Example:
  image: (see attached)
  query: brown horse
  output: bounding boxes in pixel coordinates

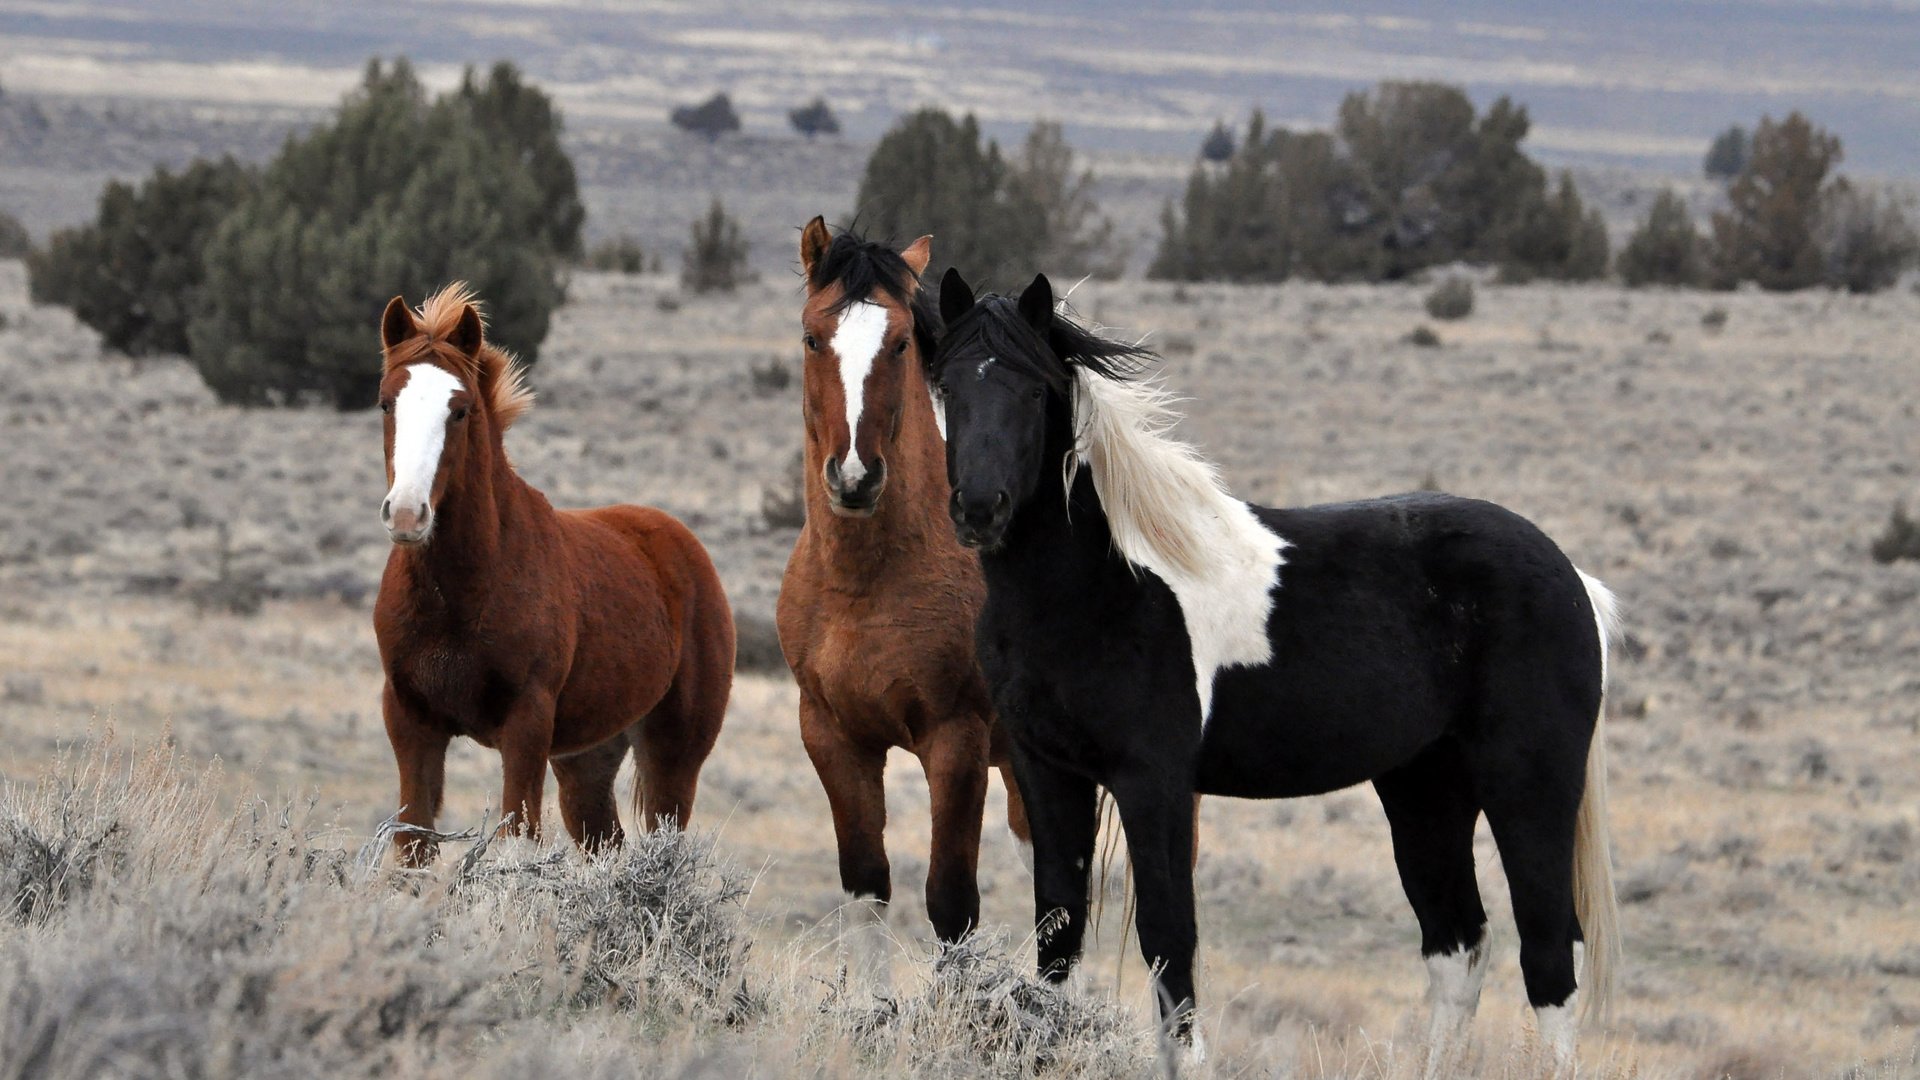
[373,283,734,866]
[777,220,1030,952]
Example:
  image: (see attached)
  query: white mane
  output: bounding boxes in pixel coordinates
[1067,369,1250,578]
[1066,367,1288,724]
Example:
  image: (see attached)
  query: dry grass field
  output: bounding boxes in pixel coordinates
[2,258,1918,1077]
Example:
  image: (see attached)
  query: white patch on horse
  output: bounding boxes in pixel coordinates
[1012,835,1034,877]
[1534,1000,1577,1069]
[386,365,462,529]
[831,301,889,484]
[1069,369,1286,726]
[928,385,948,440]
[841,895,893,997]
[1424,930,1490,1049]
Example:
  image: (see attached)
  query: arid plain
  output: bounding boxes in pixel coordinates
[1,258,1918,1076]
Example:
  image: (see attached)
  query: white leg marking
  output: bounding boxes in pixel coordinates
[830,301,889,483]
[1535,999,1577,1071]
[842,895,893,997]
[1424,931,1490,1048]
[1013,836,1035,877]
[1183,1026,1208,1068]
[385,365,462,532]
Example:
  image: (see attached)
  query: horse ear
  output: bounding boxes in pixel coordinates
[940,267,975,326]
[1017,273,1053,333]
[380,296,418,351]
[799,215,831,282]
[900,235,933,279]
[448,304,484,360]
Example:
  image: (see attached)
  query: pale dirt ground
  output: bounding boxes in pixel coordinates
[1,259,1918,1076]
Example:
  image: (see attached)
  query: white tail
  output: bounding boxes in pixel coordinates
[1572,570,1622,1023]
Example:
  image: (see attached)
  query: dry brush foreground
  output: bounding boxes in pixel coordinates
[1,261,1918,1076]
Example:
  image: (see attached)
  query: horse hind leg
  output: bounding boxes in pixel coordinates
[997,763,1034,876]
[1373,742,1489,1072]
[634,646,731,832]
[551,736,629,853]
[1470,708,1589,1072]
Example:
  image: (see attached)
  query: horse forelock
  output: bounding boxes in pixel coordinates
[383,282,535,430]
[809,231,938,361]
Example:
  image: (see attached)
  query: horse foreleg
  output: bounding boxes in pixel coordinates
[1012,749,1099,984]
[384,682,450,868]
[496,692,556,841]
[799,693,893,992]
[920,721,990,943]
[1109,770,1202,1051]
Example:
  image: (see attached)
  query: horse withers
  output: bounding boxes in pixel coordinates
[777,220,1031,963]
[929,270,1620,1069]
[373,284,734,865]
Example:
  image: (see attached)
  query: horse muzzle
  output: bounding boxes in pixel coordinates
[825,455,886,518]
[383,496,433,545]
[949,488,1011,550]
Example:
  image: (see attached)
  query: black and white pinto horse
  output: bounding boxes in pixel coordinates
[927,269,1621,1068]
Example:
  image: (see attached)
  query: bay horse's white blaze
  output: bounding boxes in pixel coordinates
[831,300,889,484]
[385,364,462,539]
[1068,368,1286,725]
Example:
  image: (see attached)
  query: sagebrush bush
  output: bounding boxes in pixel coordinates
[0,740,1161,1080]
[1870,504,1920,564]
[1424,276,1474,319]
[1819,183,1919,294]
[586,235,649,274]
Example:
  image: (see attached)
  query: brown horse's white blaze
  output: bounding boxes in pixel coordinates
[780,219,1033,974]
[381,363,464,543]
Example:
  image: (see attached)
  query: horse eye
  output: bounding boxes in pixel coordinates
[1028,386,1045,402]
[803,334,819,351]
[450,406,468,422]
[379,401,392,415]
[893,339,908,356]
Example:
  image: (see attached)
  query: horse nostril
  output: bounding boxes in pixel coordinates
[381,498,392,523]
[993,490,1009,511]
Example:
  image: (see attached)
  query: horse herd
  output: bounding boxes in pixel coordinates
[370,219,1621,1070]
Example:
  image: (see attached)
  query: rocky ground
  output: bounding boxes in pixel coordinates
[1,260,1918,1076]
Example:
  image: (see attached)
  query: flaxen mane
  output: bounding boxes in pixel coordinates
[383,281,536,429]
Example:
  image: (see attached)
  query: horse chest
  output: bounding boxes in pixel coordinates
[394,644,518,742]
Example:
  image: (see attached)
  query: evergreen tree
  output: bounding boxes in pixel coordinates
[1703,125,1750,181]
[1199,120,1235,163]
[671,93,741,139]
[1618,189,1704,287]
[187,58,566,407]
[1005,121,1124,280]
[1707,112,1841,290]
[852,109,1022,284]
[1819,181,1918,293]
[788,98,840,139]
[681,199,750,293]
[27,156,256,355]
[1498,172,1610,282]
[457,61,584,259]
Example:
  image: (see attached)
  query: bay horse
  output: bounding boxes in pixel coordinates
[928,269,1621,1068]
[776,219,1030,961]
[373,283,734,866]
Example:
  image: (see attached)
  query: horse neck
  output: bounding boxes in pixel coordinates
[395,414,542,610]
[802,362,954,567]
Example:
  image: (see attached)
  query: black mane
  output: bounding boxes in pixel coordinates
[808,230,940,362]
[931,294,1158,392]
